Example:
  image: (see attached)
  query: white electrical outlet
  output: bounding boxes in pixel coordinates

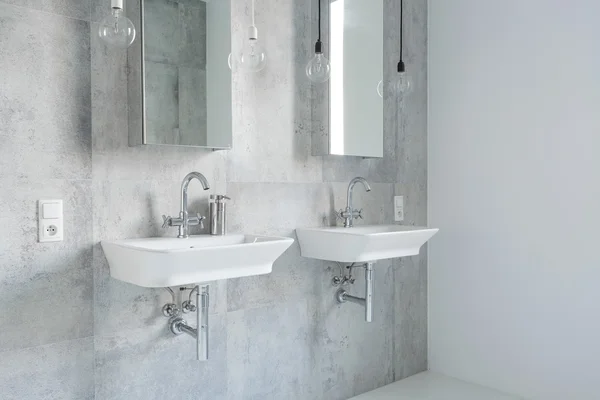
[39,200,63,242]
[394,196,404,222]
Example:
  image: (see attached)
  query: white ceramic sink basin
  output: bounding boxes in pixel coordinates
[101,234,294,288]
[295,225,438,263]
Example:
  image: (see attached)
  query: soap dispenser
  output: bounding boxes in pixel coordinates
[209,195,230,235]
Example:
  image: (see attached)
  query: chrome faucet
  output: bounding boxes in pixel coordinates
[163,172,210,238]
[337,177,372,228]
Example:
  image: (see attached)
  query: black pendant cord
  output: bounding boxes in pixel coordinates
[315,0,323,53]
[397,0,405,73]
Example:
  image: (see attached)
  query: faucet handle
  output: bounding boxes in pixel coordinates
[336,209,345,220]
[196,214,206,230]
[187,214,206,229]
[162,215,172,229]
[357,209,364,219]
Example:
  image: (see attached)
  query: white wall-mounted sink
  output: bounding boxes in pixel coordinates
[296,225,438,263]
[101,234,294,288]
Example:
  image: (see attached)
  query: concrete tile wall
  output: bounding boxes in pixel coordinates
[0,0,428,399]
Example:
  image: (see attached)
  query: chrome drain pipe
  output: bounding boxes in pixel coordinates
[335,262,374,322]
[198,285,209,360]
[169,284,209,361]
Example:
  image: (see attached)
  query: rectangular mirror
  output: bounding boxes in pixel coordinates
[312,0,384,158]
[127,0,232,149]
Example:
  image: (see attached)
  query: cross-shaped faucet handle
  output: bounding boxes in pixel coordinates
[195,213,206,230]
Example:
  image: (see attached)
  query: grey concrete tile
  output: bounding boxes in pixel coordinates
[230,0,311,72]
[1,0,91,20]
[0,337,94,400]
[226,182,330,237]
[228,0,320,183]
[220,182,330,313]
[227,241,327,313]
[394,183,427,226]
[91,147,228,183]
[227,299,321,400]
[395,72,427,190]
[395,0,428,189]
[394,252,428,380]
[90,21,129,152]
[313,261,396,399]
[389,0,429,380]
[0,241,93,350]
[92,179,178,241]
[227,77,320,182]
[0,179,93,351]
[0,231,93,351]
[95,314,227,400]
[0,3,91,180]
[91,0,110,22]
[0,178,92,218]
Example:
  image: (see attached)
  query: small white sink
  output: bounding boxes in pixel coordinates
[101,234,294,288]
[295,225,438,263]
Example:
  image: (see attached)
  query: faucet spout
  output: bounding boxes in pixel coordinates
[180,172,210,212]
[178,172,210,238]
[340,177,371,228]
[346,177,371,211]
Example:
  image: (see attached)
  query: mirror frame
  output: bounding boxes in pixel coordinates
[126,0,233,150]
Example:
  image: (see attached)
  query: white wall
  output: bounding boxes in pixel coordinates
[428,1,600,399]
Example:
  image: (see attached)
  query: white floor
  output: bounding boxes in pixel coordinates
[349,371,523,400]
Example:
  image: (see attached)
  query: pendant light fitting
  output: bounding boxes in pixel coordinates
[248,0,259,40]
[239,0,267,72]
[396,0,412,95]
[397,0,405,73]
[98,0,136,49]
[306,0,331,83]
[315,0,323,54]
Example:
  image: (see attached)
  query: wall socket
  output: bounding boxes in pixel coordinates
[394,196,404,222]
[39,200,63,243]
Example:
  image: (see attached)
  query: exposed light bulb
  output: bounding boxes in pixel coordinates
[397,0,412,99]
[396,61,412,98]
[396,71,413,97]
[239,26,267,72]
[98,0,136,49]
[306,41,331,83]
